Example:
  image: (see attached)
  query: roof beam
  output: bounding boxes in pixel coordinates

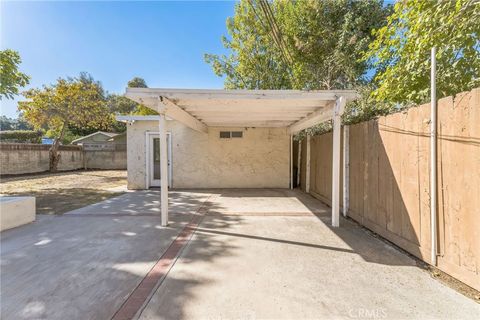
[187,108,317,113]
[197,115,303,121]
[205,121,293,127]
[126,88,359,101]
[116,115,160,122]
[288,97,347,134]
[288,106,332,134]
[158,97,208,134]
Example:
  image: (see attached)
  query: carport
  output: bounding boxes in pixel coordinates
[125,88,358,227]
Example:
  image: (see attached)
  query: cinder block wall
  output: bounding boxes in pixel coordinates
[0,144,84,175]
[85,150,127,169]
[0,144,127,174]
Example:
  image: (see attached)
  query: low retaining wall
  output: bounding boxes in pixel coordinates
[0,197,36,231]
[0,143,127,175]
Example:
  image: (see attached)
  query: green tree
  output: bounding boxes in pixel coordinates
[127,77,158,115]
[0,116,15,130]
[19,73,112,171]
[107,93,138,115]
[0,49,30,99]
[127,77,147,88]
[205,0,391,90]
[366,0,480,104]
[104,76,157,130]
[0,115,33,131]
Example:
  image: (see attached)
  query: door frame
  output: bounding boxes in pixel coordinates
[145,131,172,188]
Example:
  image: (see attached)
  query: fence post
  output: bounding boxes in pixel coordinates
[83,146,87,170]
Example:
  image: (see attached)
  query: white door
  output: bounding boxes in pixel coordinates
[148,133,172,188]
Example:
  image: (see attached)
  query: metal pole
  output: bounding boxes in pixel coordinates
[430,47,437,266]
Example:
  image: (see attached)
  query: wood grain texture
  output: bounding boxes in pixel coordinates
[304,88,480,291]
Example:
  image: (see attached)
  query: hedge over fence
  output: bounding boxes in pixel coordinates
[0,130,43,143]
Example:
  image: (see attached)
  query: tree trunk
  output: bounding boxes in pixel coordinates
[49,123,67,172]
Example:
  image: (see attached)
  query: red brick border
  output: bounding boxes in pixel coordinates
[111,196,214,320]
[207,211,325,216]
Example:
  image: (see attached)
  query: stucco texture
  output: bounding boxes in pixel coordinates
[126,120,290,189]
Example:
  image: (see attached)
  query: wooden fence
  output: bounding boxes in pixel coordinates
[297,88,480,291]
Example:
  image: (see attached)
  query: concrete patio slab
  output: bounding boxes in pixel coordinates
[207,188,329,215]
[2,189,479,320]
[139,209,480,319]
[0,190,211,320]
[65,190,212,216]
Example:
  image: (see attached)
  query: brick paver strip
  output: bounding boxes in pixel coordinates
[207,211,323,216]
[111,195,214,320]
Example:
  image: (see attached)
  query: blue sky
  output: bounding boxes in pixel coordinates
[1,1,235,118]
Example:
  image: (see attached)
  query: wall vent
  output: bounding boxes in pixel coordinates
[219,131,231,139]
[231,131,243,138]
[219,131,243,139]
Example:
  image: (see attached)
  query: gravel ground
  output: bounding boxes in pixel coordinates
[0,170,127,214]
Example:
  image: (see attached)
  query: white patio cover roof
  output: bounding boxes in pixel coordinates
[125,88,358,133]
[123,88,358,229]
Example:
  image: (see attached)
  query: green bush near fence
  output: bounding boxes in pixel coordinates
[0,130,43,143]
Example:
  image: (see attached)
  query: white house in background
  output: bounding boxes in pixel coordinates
[117,88,358,228]
[71,131,120,145]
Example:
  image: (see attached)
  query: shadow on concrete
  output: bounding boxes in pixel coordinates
[0,186,434,319]
[3,188,124,215]
[292,122,424,264]
[194,226,355,254]
[138,187,428,320]
[0,190,241,320]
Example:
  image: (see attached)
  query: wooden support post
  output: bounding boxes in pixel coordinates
[332,96,345,227]
[290,134,293,189]
[306,134,311,193]
[297,139,302,187]
[159,113,169,226]
[343,125,349,217]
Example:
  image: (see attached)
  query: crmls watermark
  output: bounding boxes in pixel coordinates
[347,307,387,319]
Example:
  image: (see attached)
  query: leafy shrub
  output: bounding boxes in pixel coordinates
[0,130,43,143]
[294,86,411,141]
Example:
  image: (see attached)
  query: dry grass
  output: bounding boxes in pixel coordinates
[0,170,127,215]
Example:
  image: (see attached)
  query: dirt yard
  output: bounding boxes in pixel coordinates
[0,170,127,215]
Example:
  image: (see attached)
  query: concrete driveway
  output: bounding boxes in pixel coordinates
[1,189,479,320]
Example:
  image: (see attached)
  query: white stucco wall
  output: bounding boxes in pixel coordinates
[126,120,290,189]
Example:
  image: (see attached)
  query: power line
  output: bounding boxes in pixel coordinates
[261,0,294,64]
[248,0,293,68]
